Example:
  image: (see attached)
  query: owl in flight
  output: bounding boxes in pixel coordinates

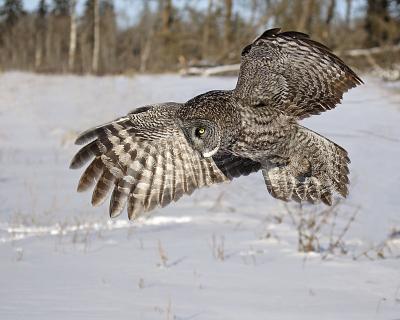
[70,28,362,220]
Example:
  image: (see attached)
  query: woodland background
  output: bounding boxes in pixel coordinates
[0,0,399,75]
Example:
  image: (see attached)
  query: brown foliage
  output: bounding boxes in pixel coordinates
[0,0,399,74]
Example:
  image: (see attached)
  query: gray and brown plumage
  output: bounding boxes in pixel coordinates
[70,28,363,220]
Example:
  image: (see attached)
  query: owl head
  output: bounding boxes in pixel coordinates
[180,119,220,158]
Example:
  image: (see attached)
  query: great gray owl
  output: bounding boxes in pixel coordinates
[70,28,362,220]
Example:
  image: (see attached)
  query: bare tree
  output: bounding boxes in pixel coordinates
[322,0,336,42]
[92,0,100,73]
[100,0,117,73]
[202,0,213,59]
[48,0,70,71]
[35,0,47,69]
[138,0,153,73]
[297,0,315,33]
[365,0,391,47]
[326,0,336,27]
[223,0,233,56]
[161,0,173,35]
[68,0,77,71]
[345,0,352,27]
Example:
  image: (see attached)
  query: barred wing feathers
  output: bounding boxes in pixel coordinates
[235,28,363,119]
[70,108,260,220]
[263,125,350,205]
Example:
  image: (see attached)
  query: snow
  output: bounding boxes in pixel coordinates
[0,72,399,319]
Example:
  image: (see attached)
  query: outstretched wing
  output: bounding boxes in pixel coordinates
[234,28,363,119]
[70,106,259,220]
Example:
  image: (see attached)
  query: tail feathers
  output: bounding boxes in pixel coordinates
[263,126,350,205]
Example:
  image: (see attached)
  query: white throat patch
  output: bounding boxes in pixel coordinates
[202,145,219,158]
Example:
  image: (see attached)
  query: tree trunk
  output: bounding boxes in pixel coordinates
[223,0,233,56]
[92,0,100,73]
[297,0,315,32]
[68,0,77,72]
[365,0,390,47]
[345,0,352,27]
[323,0,336,41]
[35,31,43,69]
[161,0,172,35]
[140,29,153,73]
[325,0,336,27]
[45,15,53,68]
[202,0,213,59]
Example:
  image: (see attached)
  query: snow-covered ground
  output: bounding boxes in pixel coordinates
[0,72,399,319]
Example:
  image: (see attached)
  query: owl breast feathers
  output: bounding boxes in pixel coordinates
[70,28,362,220]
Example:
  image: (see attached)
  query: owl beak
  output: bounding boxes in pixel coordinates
[202,146,219,158]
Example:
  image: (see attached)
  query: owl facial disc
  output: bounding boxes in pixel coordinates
[179,119,220,158]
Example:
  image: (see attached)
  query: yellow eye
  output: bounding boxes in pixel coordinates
[195,127,206,137]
